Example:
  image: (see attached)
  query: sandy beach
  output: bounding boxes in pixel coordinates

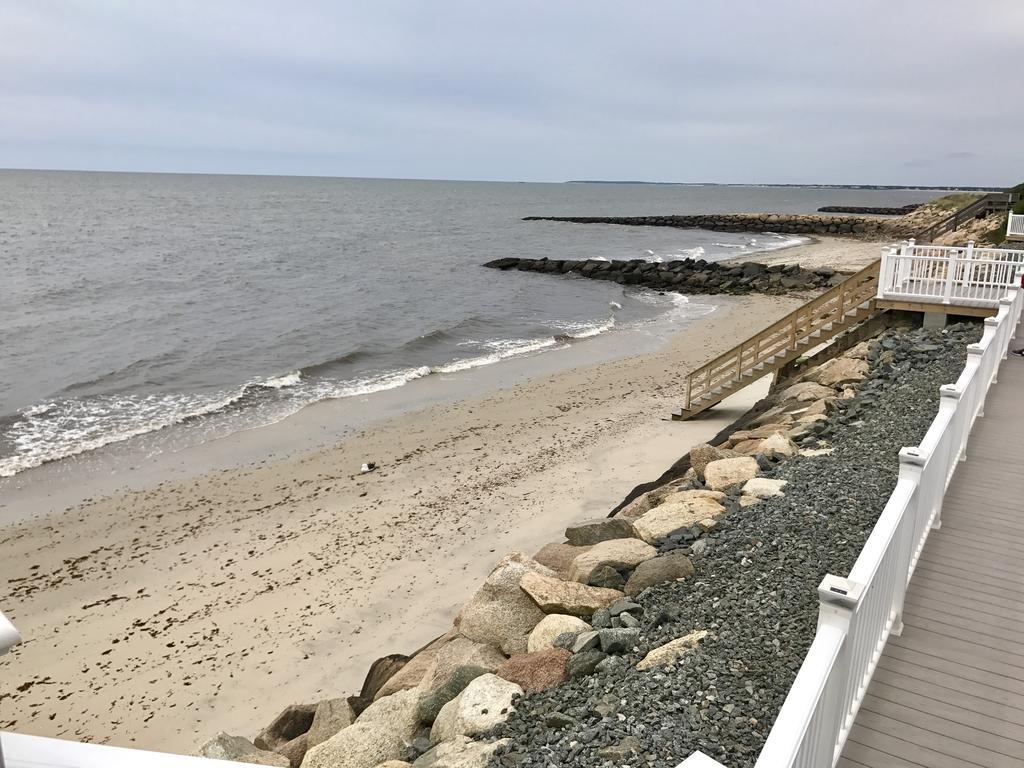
[0,237,881,753]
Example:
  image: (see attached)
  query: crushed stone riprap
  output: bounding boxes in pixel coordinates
[487,323,979,768]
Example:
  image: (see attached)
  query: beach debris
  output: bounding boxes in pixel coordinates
[360,461,378,473]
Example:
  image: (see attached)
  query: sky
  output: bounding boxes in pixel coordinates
[1,1,1022,185]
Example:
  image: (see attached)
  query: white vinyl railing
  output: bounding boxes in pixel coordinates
[877,239,1024,308]
[1009,212,1024,239]
[681,278,1023,768]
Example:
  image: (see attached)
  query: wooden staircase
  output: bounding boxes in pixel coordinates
[672,259,882,420]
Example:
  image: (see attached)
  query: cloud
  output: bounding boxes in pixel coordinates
[1,0,1022,185]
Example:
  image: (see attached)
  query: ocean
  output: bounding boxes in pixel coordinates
[0,171,942,479]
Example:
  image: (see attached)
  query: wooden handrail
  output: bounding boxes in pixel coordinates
[682,260,881,411]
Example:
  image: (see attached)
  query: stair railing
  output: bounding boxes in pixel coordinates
[682,261,881,414]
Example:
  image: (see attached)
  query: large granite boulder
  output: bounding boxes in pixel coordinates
[805,357,869,387]
[527,614,590,652]
[631,497,726,544]
[703,457,759,491]
[624,552,695,597]
[567,539,658,583]
[420,637,506,693]
[531,542,593,578]
[636,630,708,670]
[255,704,316,751]
[688,443,740,474]
[300,723,405,768]
[742,478,788,498]
[306,698,355,749]
[429,674,522,744]
[356,687,422,744]
[564,517,636,546]
[413,736,508,768]
[198,733,289,767]
[375,633,454,700]
[519,571,622,616]
[777,381,836,402]
[457,556,549,655]
[758,433,799,458]
[418,664,488,724]
[495,648,571,692]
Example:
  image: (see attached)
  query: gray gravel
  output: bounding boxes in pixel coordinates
[488,323,980,768]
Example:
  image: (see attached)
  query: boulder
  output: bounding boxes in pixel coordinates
[614,482,683,519]
[255,704,317,751]
[350,656,409,715]
[703,457,759,491]
[300,723,404,768]
[567,539,658,583]
[688,443,739,474]
[624,552,695,597]
[598,628,640,654]
[777,382,836,402]
[375,635,453,700]
[357,688,422,744]
[429,674,522,744]
[586,565,626,590]
[495,648,571,692]
[198,733,290,767]
[564,517,636,546]
[276,734,308,768]
[631,497,726,544]
[659,489,727,505]
[519,571,622,617]
[527,614,590,652]
[805,357,869,387]
[742,478,788,498]
[306,699,356,749]
[636,630,709,670]
[531,542,592,579]
[731,439,763,455]
[567,649,606,678]
[417,665,488,725]
[758,433,799,458]
[413,736,507,768]
[420,637,506,693]
[846,340,873,360]
[457,557,548,655]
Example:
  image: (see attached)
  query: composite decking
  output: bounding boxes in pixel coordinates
[839,341,1024,768]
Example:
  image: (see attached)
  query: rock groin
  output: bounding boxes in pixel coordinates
[522,213,916,239]
[816,204,920,215]
[482,256,845,295]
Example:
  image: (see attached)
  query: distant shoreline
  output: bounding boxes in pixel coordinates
[565,180,998,191]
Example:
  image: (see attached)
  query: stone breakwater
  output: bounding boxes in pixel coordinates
[521,213,917,240]
[195,322,979,768]
[816,204,919,215]
[482,257,846,296]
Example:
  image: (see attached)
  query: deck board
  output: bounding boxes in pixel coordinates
[841,337,1024,767]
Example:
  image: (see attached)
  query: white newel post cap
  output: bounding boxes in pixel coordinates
[899,447,928,467]
[676,751,731,767]
[0,609,22,655]
[818,575,864,609]
[939,383,962,400]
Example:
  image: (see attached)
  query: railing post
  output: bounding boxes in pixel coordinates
[817,575,863,760]
[942,246,958,304]
[897,448,930,574]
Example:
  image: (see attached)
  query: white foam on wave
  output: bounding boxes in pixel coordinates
[642,246,705,262]
[262,371,302,389]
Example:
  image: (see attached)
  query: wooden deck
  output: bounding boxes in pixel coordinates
[840,339,1024,767]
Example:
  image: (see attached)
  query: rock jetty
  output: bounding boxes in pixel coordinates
[198,323,980,768]
[520,213,918,239]
[482,257,844,295]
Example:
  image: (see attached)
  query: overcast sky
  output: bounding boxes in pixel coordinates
[2,1,1022,185]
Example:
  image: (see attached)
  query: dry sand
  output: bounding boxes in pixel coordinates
[0,239,878,753]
